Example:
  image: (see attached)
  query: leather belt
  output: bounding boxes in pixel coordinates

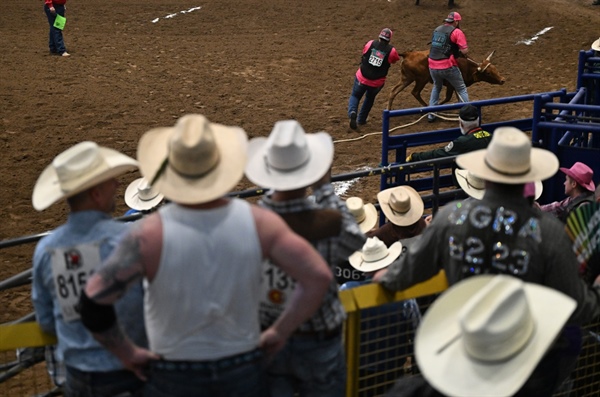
[151,349,263,372]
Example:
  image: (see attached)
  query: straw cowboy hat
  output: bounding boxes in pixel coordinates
[32,141,138,211]
[137,114,248,205]
[560,162,595,192]
[456,126,559,184]
[124,177,164,211]
[346,197,378,233]
[415,274,576,397]
[592,37,600,52]
[377,185,424,226]
[245,120,333,191]
[349,237,402,273]
[455,169,486,200]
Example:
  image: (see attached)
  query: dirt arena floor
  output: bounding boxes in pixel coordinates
[1,0,600,342]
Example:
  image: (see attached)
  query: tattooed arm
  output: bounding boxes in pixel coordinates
[81,214,162,379]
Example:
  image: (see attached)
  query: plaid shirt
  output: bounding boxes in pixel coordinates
[260,183,366,332]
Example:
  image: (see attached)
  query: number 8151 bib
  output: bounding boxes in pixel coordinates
[50,242,101,322]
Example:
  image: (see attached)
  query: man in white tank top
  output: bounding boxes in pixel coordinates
[78,114,333,397]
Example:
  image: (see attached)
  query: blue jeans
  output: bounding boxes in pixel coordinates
[428,66,469,107]
[348,77,384,124]
[267,333,346,397]
[144,357,268,397]
[65,366,144,397]
[44,4,66,54]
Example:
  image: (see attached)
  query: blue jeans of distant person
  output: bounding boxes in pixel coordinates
[428,66,469,116]
[144,355,267,397]
[348,77,384,124]
[267,333,346,397]
[44,3,66,54]
[65,366,144,397]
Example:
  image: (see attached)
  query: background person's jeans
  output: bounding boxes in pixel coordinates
[428,66,469,108]
[267,334,346,397]
[144,359,268,397]
[348,77,384,124]
[44,3,66,54]
[65,366,144,397]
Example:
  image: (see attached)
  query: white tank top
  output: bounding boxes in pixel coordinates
[144,199,263,360]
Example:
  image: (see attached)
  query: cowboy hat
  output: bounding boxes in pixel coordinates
[560,162,595,192]
[245,120,334,191]
[415,274,576,397]
[592,37,600,52]
[349,237,402,273]
[455,169,486,200]
[456,127,559,184]
[124,177,164,211]
[32,141,138,211]
[346,197,378,233]
[377,185,424,226]
[137,114,248,205]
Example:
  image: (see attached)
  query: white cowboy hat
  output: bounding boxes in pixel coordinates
[137,114,248,205]
[349,237,402,273]
[32,141,138,211]
[592,37,600,52]
[377,185,424,226]
[455,169,486,200]
[124,177,164,211]
[346,197,378,233]
[456,127,559,184]
[245,120,334,191]
[416,274,576,397]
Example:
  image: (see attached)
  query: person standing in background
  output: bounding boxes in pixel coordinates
[427,12,469,122]
[44,0,69,56]
[348,28,400,130]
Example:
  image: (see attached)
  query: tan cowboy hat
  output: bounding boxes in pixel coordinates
[124,177,164,211]
[137,114,248,205]
[346,197,378,233]
[416,275,576,397]
[456,127,559,184]
[32,141,138,211]
[592,37,600,52]
[455,169,486,200]
[245,120,334,191]
[377,185,424,226]
[349,237,402,273]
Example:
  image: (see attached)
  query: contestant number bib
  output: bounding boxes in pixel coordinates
[368,48,386,67]
[259,260,295,329]
[50,243,100,322]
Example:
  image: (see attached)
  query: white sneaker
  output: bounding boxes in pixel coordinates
[61,52,70,57]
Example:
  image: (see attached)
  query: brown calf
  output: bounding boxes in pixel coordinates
[387,50,506,110]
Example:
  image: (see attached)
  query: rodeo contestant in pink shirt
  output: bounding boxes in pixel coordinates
[44,0,70,56]
[347,28,400,130]
[427,12,469,122]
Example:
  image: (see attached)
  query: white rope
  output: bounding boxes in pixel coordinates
[333,112,459,143]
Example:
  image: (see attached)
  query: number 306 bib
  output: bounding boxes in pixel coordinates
[50,243,100,322]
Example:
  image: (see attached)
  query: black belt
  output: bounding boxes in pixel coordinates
[292,326,343,341]
[151,349,263,372]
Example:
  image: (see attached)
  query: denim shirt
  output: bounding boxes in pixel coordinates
[32,210,148,372]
